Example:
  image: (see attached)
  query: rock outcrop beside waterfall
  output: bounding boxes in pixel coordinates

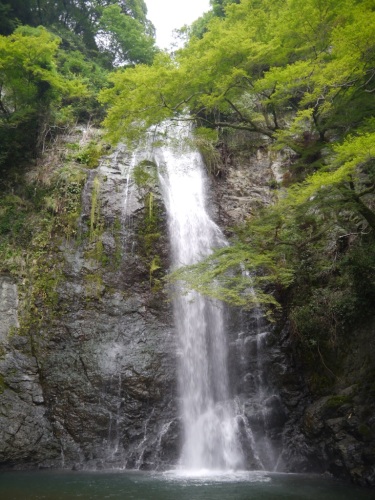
[0,133,179,470]
[211,141,375,487]
[212,146,317,472]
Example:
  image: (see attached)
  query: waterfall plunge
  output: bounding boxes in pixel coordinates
[154,124,243,471]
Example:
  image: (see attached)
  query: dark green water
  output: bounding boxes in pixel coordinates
[0,470,373,500]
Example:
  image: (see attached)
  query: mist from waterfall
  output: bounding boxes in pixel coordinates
[154,123,243,471]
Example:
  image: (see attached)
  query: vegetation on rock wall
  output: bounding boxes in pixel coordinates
[0,1,159,344]
[133,159,164,290]
[0,128,102,337]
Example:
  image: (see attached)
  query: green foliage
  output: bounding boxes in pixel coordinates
[0,1,157,164]
[99,52,180,145]
[0,195,29,239]
[68,140,105,169]
[98,4,157,66]
[0,0,156,65]
[140,192,160,255]
[100,0,375,175]
[325,395,352,409]
[0,139,93,337]
[56,48,109,121]
[132,159,158,187]
[190,128,222,175]
[84,273,104,299]
[0,2,16,35]
[90,176,101,240]
[133,164,163,289]
[149,255,161,288]
[0,26,88,167]
[169,243,294,311]
[85,175,111,265]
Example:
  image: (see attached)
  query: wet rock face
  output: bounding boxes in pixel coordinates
[211,145,375,486]
[0,277,60,468]
[227,309,312,473]
[0,146,178,470]
[212,147,313,473]
[298,322,375,487]
[212,147,286,231]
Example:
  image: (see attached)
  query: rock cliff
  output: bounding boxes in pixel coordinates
[0,127,374,487]
[0,131,179,470]
[212,136,375,487]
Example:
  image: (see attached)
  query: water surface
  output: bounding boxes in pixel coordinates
[0,470,373,500]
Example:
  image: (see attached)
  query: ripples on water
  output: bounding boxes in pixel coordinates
[0,470,373,500]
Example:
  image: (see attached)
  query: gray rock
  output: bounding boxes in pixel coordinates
[0,144,177,470]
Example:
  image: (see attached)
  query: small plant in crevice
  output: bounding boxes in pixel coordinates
[90,176,101,240]
[192,127,223,177]
[133,159,158,188]
[84,273,104,300]
[68,140,106,169]
[135,177,164,290]
[149,255,161,288]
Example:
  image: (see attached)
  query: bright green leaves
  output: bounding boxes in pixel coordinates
[0,1,157,68]
[169,243,294,310]
[98,4,157,66]
[0,27,61,109]
[266,124,375,239]
[0,26,87,112]
[260,0,375,136]
[99,53,180,145]
[0,26,89,167]
[101,0,375,147]
[333,129,375,176]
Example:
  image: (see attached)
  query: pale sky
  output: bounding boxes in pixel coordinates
[145,0,211,49]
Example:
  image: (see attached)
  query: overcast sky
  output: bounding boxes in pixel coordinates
[145,0,211,49]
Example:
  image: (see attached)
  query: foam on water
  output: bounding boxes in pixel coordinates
[161,469,271,483]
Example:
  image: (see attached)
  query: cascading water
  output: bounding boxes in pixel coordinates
[124,122,285,472]
[234,303,284,472]
[153,123,243,471]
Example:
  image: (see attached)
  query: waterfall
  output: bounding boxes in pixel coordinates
[124,122,284,472]
[154,123,243,471]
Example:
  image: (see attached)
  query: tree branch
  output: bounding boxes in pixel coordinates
[357,184,375,198]
[213,121,274,138]
[224,98,247,122]
[172,92,205,112]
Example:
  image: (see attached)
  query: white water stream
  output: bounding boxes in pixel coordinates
[123,122,283,472]
[154,123,243,470]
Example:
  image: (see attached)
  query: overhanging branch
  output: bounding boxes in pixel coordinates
[213,120,274,138]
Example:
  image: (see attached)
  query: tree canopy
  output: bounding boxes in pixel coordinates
[0,0,157,168]
[0,0,156,66]
[100,0,375,353]
[0,26,90,167]
[100,0,375,145]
